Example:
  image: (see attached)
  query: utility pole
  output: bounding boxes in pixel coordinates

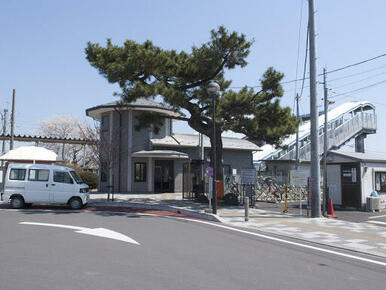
[2,109,7,154]
[308,0,321,217]
[295,93,302,216]
[10,89,16,150]
[323,68,329,217]
[295,93,300,169]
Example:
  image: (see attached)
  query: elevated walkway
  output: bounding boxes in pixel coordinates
[254,101,377,162]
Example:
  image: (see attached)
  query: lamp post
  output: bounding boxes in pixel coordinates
[207,81,220,214]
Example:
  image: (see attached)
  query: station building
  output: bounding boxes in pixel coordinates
[86,98,259,193]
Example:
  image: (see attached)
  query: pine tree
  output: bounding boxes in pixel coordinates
[85,26,298,184]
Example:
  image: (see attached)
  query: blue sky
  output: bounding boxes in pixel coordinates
[1,0,386,154]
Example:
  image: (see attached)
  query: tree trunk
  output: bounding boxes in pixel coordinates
[188,115,224,194]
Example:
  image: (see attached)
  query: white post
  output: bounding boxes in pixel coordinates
[245,196,249,221]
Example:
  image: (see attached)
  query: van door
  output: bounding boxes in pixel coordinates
[25,168,50,203]
[51,171,75,203]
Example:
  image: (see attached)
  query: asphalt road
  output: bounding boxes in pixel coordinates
[0,208,385,290]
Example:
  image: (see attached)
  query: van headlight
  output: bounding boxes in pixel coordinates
[80,188,89,193]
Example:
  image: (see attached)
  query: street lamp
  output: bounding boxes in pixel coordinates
[206,81,220,214]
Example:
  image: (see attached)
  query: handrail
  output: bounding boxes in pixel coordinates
[278,111,376,160]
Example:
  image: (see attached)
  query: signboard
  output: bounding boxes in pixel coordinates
[206,167,213,177]
[240,168,256,184]
[290,169,309,186]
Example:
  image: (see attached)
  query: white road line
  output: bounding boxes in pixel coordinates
[20,222,140,245]
[186,219,386,267]
[9,209,386,266]
[368,214,386,219]
[367,221,386,226]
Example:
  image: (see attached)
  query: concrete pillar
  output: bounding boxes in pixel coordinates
[127,110,133,192]
[147,157,153,193]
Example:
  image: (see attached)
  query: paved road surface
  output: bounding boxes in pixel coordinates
[0,209,385,290]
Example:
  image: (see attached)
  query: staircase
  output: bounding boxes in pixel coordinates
[254,101,377,162]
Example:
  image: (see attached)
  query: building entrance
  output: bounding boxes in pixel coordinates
[341,163,361,208]
[154,160,174,193]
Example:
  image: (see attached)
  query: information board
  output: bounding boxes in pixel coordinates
[240,168,257,184]
[290,169,309,186]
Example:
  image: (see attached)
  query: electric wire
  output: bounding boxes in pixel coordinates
[293,0,305,112]
[330,71,386,90]
[330,79,386,98]
[229,52,386,89]
[327,64,386,83]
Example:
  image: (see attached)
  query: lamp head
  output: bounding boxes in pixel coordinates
[206,82,220,95]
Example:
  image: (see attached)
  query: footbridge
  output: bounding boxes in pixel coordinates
[254,101,377,162]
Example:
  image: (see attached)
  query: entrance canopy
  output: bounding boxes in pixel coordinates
[132,150,189,159]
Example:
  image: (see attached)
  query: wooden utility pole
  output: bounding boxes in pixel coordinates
[10,89,16,150]
[2,109,7,154]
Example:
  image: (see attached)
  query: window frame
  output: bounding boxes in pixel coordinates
[9,168,26,181]
[28,169,50,182]
[134,162,147,182]
[375,172,386,192]
[53,171,74,184]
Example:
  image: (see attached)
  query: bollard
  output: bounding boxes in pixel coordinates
[245,196,249,221]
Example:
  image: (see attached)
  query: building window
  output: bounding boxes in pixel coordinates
[9,169,26,181]
[28,169,49,182]
[375,172,386,192]
[135,162,146,182]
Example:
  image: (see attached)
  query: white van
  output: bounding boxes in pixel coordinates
[1,163,89,209]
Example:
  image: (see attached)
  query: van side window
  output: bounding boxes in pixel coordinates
[54,171,73,184]
[9,169,26,181]
[28,169,50,182]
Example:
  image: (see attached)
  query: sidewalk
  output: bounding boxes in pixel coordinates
[89,192,386,258]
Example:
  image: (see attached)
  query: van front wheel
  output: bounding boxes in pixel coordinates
[69,198,83,210]
[11,196,25,209]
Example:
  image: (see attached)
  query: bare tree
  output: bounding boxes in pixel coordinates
[37,115,96,167]
[78,120,120,192]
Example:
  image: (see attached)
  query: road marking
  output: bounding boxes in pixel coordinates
[186,219,386,267]
[368,214,386,219]
[367,221,386,226]
[19,222,140,245]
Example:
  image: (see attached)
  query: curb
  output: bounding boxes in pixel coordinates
[88,201,222,222]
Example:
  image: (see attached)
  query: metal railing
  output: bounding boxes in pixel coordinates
[279,111,376,160]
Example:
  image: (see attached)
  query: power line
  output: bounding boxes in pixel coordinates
[229,52,386,89]
[331,79,386,98]
[328,64,386,83]
[330,71,386,90]
[325,53,386,75]
[293,0,305,108]
[285,67,386,95]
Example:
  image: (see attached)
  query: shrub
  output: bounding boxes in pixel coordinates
[223,193,239,206]
[78,171,98,189]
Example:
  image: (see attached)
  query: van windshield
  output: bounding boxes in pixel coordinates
[69,171,84,184]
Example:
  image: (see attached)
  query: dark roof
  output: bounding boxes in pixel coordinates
[86,98,184,120]
[328,150,386,163]
[151,133,260,151]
